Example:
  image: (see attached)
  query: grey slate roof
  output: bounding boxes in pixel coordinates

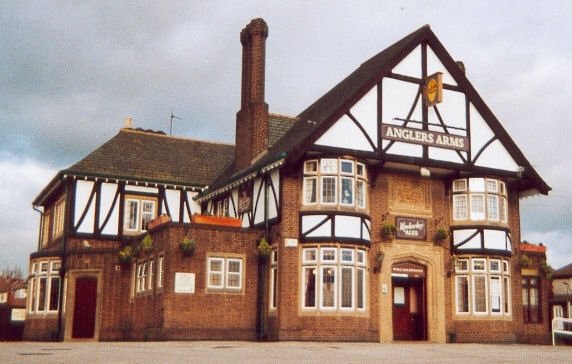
[65,128,235,186]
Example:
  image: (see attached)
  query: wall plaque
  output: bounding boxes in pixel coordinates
[174,272,195,294]
[396,217,426,240]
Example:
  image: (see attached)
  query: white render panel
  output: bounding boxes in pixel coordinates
[302,215,331,237]
[383,140,423,157]
[428,89,466,131]
[184,191,200,223]
[483,229,508,251]
[165,189,181,223]
[349,87,378,148]
[125,185,158,194]
[100,182,119,235]
[391,44,421,78]
[334,215,361,239]
[314,114,375,151]
[363,219,371,241]
[268,170,280,221]
[253,178,265,225]
[475,140,520,172]
[469,103,495,157]
[74,180,95,233]
[453,229,481,250]
[427,46,457,86]
[428,147,464,163]
[382,78,422,124]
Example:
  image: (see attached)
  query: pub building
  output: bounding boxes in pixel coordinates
[25,19,552,343]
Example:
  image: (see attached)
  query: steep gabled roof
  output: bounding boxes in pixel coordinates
[202,24,549,198]
[33,128,235,206]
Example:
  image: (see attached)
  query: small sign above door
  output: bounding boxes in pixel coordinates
[396,217,426,240]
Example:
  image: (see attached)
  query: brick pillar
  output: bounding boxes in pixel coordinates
[235,18,269,170]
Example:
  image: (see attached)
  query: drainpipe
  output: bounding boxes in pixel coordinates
[56,180,70,341]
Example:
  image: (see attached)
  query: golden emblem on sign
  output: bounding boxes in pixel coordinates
[424,72,443,107]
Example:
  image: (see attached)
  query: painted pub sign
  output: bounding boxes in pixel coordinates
[396,217,426,240]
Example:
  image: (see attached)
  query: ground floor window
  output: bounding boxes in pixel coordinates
[28,259,61,314]
[269,249,278,310]
[207,255,244,292]
[454,256,510,317]
[301,246,366,312]
[522,276,541,323]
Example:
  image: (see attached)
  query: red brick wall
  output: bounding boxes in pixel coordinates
[127,224,262,340]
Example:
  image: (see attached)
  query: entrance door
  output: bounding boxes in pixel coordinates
[392,262,426,340]
[72,277,98,339]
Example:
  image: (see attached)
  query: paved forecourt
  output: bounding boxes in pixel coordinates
[1,341,572,363]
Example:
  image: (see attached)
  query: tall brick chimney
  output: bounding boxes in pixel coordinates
[235,18,269,170]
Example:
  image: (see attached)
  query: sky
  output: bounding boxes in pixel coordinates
[1,1,571,272]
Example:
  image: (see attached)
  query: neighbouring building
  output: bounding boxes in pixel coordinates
[0,275,27,340]
[551,263,572,320]
[25,19,551,343]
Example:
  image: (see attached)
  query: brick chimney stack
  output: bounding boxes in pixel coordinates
[235,18,269,170]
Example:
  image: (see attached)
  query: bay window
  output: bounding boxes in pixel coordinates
[454,257,510,317]
[301,246,366,312]
[303,158,368,210]
[452,178,507,225]
[28,259,61,314]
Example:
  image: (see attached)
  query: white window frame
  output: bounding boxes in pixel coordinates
[321,176,337,204]
[455,275,470,314]
[226,258,243,290]
[303,177,318,205]
[301,247,367,313]
[207,257,225,289]
[157,255,164,290]
[124,197,156,234]
[453,195,468,220]
[340,177,354,206]
[28,259,62,314]
[207,256,244,292]
[454,257,511,317]
[269,250,278,310]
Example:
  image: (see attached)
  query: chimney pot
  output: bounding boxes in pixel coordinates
[124,117,133,129]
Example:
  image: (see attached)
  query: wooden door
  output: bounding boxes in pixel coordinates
[72,277,97,339]
[392,278,425,340]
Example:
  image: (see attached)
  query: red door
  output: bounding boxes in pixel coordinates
[72,277,98,339]
[392,278,425,340]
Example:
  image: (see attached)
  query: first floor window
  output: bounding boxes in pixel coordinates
[207,255,244,292]
[454,257,510,317]
[522,277,540,323]
[302,246,366,312]
[125,196,156,233]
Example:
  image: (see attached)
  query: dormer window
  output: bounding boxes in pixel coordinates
[302,158,368,210]
[451,178,507,225]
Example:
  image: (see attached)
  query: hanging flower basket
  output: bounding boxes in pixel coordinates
[380,223,396,240]
[140,234,154,252]
[257,238,272,258]
[519,254,532,269]
[434,227,449,243]
[119,246,134,266]
[179,237,196,257]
